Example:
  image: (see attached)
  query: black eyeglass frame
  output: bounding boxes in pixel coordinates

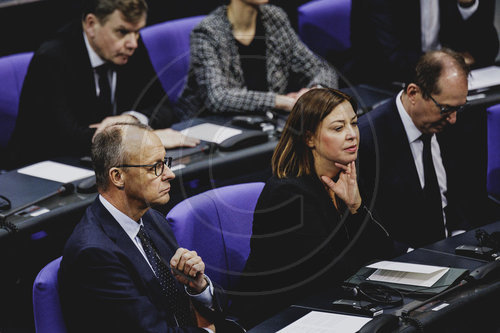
[426,92,467,116]
[116,156,173,177]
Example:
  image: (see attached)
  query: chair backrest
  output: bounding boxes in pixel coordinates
[32,256,68,333]
[166,182,265,290]
[141,15,205,103]
[487,104,500,200]
[0,51,33,148]
[297,0,351,58]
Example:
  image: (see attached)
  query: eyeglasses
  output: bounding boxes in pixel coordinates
[116,156,172,177]
[427,93,467,116]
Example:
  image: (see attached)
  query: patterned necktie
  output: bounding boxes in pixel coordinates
[137,225,194,326]
[420,134,446,245]
[95,64,112,116]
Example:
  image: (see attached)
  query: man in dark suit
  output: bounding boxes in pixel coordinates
[6,0,198,169]
[358,49,495,250]
[59,122,236,332]
[346,0,499,86]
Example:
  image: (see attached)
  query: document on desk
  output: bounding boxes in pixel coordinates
[277,311,371,333]
[468,66,500,91]
[180,123,242,144]
[18,161,94,183]
[366,261,449,287]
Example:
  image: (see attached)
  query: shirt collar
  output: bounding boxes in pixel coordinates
[83,30,106,69]
[395,90,425,144]
[99,195,142,240]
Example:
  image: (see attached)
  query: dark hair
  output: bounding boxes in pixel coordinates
[91,122,151,190]
[272,88,357,178]
[82,0,147,23]
[412,48,470,99]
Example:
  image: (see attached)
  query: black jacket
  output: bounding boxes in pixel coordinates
[231,172,393,329]
[7,20,176,169]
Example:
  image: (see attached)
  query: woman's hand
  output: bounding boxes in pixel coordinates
[321,161,362,214]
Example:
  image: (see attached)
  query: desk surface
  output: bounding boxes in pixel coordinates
[248,223,500,333]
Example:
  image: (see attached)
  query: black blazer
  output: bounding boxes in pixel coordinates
[230,173,393,329]
[7,20,176,169]
[345,0,499,85]
[357,98,476,249]
[59,199,227,333]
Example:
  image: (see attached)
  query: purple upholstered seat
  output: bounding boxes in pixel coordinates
[487,104,500,201]
[0,52,33,148]
[141,16,205,103]
[32,256,67,333]
[297,0,351,58]
[166,182,264,290]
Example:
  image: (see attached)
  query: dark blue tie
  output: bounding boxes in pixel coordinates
[137,225,193,326]
[421,134,446,245]
[95,64,113,116]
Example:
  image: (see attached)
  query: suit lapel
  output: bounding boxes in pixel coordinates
[375,100,424,199]
[91,200,171,311]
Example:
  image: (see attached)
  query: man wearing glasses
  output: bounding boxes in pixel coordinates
[59,122,240,333]
[357,49,485,251]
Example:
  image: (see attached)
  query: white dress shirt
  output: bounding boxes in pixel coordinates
[396,91,450,237]
[83,32,148,125]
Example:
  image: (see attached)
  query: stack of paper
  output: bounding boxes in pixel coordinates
[277,311,371,333]
[366,261,449,288]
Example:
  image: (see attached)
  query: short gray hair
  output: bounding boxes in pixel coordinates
[91,122,151,191]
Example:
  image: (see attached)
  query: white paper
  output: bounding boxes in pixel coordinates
[468,66,500,91]
[180,123,242,144]
[366,261,449,287]
[18,161,95,183]
[277,311,372,333]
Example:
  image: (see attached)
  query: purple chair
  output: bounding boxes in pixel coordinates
[0,52,33,148]
[141,15,205,103]
[297,0,351,58]
[32,256,67,333]
[487,104,500,202]
[166,182,265,290]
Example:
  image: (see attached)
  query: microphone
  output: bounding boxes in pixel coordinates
[0,182,75,223]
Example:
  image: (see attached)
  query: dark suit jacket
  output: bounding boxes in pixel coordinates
[230,173,393,329]
[345,0,499,85]
[357,98,479,249]
[7,20,176,169]
[59,199,226,333]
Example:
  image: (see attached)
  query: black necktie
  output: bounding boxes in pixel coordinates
[420,134,446,245]
[137,225,194,327]
[95,64,113,116]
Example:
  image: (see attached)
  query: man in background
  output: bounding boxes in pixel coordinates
[346,0,499,86]
[7,0,198,169]
[358,49,498,251]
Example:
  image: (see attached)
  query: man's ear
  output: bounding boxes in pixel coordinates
[406,83,420,103]
[83,13,98,38]
[305,130,315,149]
[109,167,125,190]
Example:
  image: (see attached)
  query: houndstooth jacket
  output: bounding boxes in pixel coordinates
[176,4,338,118]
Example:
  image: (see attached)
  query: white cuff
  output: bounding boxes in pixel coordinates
[123,111,149,125]
[451,229,466,237]
[185,275,214,308]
